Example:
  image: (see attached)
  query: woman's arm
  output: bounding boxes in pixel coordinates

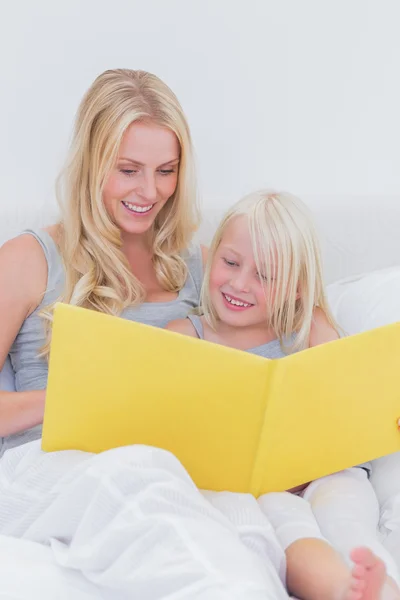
[0,390,46,436]
[0,235,48,436]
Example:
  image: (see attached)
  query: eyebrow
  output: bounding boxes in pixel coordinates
[118,157,180,167]
[220,245,241,257]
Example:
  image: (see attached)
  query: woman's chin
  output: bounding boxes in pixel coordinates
[114,212,156,237]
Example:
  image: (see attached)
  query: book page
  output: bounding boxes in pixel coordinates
[256,323,400,495]
[44,304,275,494]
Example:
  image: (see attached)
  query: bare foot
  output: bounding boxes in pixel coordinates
[344,547,386,600]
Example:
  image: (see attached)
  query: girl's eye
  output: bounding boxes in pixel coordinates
[120,169,137,177]
[223,258,238,267]
[257,273,276,284]
[257,272,269,282]
[159,169,175,176]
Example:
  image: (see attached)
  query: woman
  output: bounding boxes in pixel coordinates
[0,68,204,453]
[0,69,288,600]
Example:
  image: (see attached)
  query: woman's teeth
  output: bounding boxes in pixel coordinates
[122,201,154,213]
[223,293,252,307]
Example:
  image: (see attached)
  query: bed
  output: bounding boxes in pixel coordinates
[0,195,399,599]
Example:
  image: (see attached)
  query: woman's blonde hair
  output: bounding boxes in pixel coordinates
[41,69,199,356]
[200,190,337,352]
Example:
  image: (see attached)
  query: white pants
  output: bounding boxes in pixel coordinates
[259,468,400,584]
[371,452,400,534]
[370,452,400,570]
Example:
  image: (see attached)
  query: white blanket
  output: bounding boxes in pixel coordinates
[0,534,106,600]
[0,441,288,600]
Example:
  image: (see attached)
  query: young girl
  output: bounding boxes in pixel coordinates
[167,190,400,600]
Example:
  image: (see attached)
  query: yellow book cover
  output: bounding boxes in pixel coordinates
[42,303,400,496]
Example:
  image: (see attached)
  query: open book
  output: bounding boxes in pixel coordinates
[42,303,400,496]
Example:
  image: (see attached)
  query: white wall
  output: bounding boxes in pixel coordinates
[0,0,399,218]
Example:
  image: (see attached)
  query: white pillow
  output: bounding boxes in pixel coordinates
[327,266,400,335]
[0,356,16,392]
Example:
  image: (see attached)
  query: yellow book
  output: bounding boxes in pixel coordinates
[42,303,400,496]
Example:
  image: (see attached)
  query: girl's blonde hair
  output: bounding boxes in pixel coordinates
[200,190,337,352]
[41,68,199,356]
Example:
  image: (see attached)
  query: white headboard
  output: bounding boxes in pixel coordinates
[197,195,400,284]
[1,194,399,284]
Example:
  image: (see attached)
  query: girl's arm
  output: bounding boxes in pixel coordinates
[0,235,48,436]
[165,318,198,337]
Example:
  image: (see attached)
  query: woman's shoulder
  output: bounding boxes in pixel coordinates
[14,224,63,272]
[0,232,50,317]
[0,230,49,272]
[3,224,62,258]
[3,224,64,307]
[43,224,62,246]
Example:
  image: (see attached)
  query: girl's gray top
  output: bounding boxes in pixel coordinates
[4,229,203,455]
[187,314,289,358]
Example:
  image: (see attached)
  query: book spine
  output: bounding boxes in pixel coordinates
[249,360,279,497]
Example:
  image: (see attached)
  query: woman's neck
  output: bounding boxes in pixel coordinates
[120,230,177,301]
[120,231,156,287]
[121,230,153,256]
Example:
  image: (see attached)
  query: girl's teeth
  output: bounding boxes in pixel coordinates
[224,294,251,307]
[122,201,154,213]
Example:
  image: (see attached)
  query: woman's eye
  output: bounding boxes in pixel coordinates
[159,169,175,176]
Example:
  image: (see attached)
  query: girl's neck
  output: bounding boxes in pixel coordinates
[207,318,278,351]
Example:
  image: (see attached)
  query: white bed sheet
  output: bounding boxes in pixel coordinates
[0,534,106,600]
[0,441,288,600]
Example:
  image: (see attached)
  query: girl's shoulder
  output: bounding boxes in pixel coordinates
[309,307,339,348]
[165,317,198,337]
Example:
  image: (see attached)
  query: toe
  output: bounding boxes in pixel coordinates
[350,547,379,569]
[350,577,365,592]
[352,564,366,580]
